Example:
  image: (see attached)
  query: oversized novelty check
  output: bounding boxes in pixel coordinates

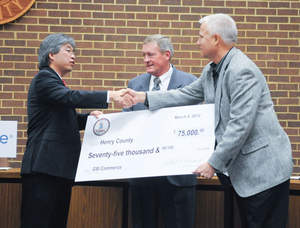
[75,104,215,182]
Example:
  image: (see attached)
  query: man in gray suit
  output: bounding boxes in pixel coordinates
[125,14,293,228]
[124,34,197,228]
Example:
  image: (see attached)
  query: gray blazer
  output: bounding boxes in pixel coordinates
[147,48,293,197]
[124,66,198,186]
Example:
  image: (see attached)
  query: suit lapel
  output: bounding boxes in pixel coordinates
[214,47,238,129]
[45,67,66,86]
[141,74,152,91]
[167,67,184,89]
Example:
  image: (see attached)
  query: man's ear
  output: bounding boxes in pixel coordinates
[48,52,54,62]
[164,50,171,61]
[213,34,222,46]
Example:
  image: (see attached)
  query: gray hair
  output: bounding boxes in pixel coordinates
[199,14,237,44]
[38,33,76,69]
[143,34,174,59]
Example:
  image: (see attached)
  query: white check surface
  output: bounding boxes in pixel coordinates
[75,104,215,182]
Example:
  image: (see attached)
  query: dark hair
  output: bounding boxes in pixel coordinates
[38,33,76,69]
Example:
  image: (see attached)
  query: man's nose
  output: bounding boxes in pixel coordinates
[144,55,150,62]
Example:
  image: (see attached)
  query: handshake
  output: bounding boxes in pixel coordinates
[109,88,146,108]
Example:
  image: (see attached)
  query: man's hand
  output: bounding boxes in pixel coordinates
[89,110,103,118]
[193,162,215,179]
[109,88,147,108]
[122,88,146,105]
[109,89,134,108]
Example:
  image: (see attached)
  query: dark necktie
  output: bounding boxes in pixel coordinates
[210,63,218,90]
[152,77,161,91]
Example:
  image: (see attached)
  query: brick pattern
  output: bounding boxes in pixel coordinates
[0,0,299,173]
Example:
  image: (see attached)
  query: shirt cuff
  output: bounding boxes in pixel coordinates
[107,91,110,103]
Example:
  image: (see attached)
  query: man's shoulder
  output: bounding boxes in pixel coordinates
[129,72,149,82]
[227,49,258,73]
[173,68,198,82]
[36,67,59,80]
[38,67,56,75]
[31,68,54,85]
[127,73,150,90]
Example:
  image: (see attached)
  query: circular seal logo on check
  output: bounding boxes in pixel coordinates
[93,118,110,136]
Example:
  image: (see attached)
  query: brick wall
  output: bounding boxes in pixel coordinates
[0,0,299,173]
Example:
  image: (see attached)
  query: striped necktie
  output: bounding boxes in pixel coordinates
[152,77,161,91]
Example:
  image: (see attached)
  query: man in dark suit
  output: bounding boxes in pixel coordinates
[124,34,198,228]
[21,33,131,228]
[126,14,293,228]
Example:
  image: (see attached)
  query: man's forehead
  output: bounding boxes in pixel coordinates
[61,43,73,49]
[142,42,159,51]
[143,41,158,47]
[199,24,209,35]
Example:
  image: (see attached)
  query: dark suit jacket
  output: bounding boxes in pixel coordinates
[124,66,198,187]
[21,67,108,179]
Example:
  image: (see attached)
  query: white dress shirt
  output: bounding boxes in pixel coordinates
[149,64,173,91]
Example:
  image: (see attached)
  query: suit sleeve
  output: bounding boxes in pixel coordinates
[147,75,205,111]
[35,71,108,109]
[208,68,263,172]
[77,113,89,130]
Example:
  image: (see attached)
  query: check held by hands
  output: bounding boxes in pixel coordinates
[110,88,216,179]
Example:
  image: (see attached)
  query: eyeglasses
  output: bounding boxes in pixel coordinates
[62,47,75,56]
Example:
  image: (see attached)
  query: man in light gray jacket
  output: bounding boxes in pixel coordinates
[125,14,293,228]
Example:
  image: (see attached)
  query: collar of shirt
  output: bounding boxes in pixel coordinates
[51,69,69,88]
[51,68,64,81]
[210,47,233,76]
[149,64,173,91]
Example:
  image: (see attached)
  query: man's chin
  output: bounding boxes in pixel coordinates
[61,68,73,76]
[146,70,154,74]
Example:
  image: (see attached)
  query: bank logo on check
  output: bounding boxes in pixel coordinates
[93,118,110,136]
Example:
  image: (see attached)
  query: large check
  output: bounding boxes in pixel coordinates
[75,104,215,182]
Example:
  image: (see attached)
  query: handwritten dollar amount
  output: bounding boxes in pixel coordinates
[173,129,205,137]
